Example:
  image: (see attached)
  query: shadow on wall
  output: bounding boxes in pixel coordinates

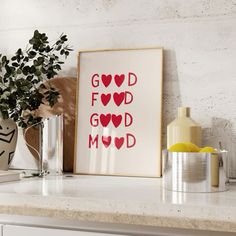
[162,49,182,149]
[58,67,77,78]
[202,117,236,178]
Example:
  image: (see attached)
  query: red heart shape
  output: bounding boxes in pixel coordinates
[100,114,111,127]
[111,114,122,128]
[113,92,125,106]
[102,74,112,87]
[102,136,111,148]
[114,74,125,87]
[114,137,124,150]
[101,93,111,106]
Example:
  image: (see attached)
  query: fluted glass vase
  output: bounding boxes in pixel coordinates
[24,115,63,176]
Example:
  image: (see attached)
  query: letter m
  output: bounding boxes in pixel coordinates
[88,134,98,148]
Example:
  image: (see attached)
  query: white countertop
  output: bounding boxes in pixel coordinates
[0,175,235,233]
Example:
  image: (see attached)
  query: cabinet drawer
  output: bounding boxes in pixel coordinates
[3,225,128,236]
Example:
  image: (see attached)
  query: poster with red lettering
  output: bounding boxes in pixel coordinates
[75,48,163,177]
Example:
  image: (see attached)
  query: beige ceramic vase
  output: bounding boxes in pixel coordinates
[0,118,18,170]
[167,107,201,148]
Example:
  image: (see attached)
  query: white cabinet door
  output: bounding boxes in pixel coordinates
[0,225,2,236]
[3,225,127,236]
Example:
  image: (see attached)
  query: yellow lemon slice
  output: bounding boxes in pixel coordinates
[168,143,191,152]
[199,146,217,153]
[184,142,200,152]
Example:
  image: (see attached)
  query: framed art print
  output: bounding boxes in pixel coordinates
[75,48,163,177]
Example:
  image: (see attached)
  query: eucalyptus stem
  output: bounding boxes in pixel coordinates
[0,30,72,128]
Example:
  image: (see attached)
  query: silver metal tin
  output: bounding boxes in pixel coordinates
[162,150,229,192]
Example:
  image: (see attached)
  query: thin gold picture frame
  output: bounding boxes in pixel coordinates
[74,47,163,177]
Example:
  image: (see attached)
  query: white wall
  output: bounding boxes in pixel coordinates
[1,0,236,176]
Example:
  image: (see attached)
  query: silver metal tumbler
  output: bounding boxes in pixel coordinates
[162,150,229,193]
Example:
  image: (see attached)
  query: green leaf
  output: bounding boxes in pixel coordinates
[28,50,37,58]
[23,57,29,62]
[33,30,40,39]
[29,65,36,73]
[16,68,22,74]
[56,45,62,51]
[61,35,67,41]
[34,70,41,76]
[2,56,7,63]
[45,46,51,53]
[16,48,22,55]
[26,75,34,81]
[12,62,19,67]
[19,121,27,128]
[22,66,30,75]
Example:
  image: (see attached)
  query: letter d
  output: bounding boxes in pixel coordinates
[126,133,136,148]
[128,72,137,86]
[124,91,133,105]
[125,112,133,127]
